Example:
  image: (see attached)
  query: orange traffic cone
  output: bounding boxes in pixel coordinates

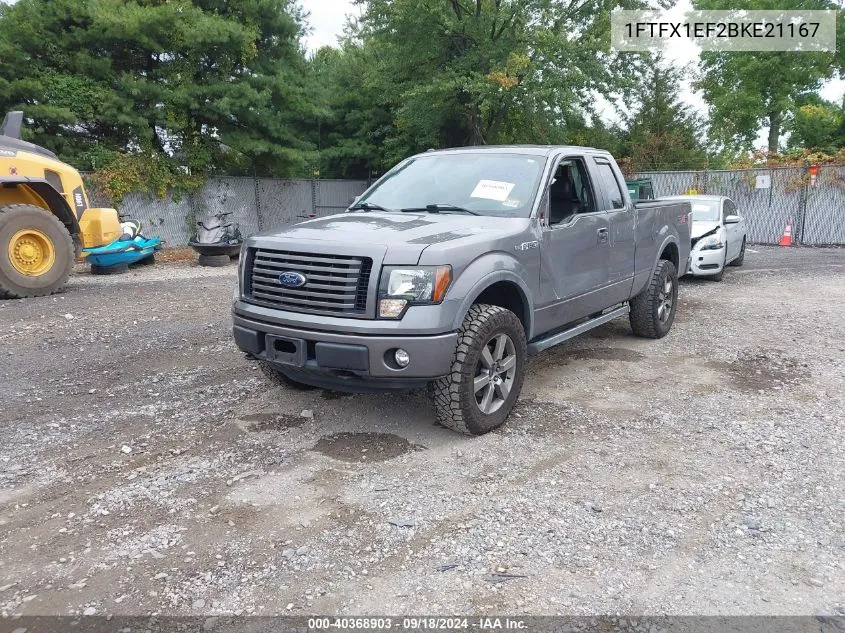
[778,218,793,246]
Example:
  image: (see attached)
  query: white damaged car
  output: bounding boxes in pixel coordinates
[666,195,747,281]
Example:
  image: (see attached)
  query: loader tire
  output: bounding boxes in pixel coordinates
[629,259,677,339]
[432,304,526,436]
[0,204,74,299]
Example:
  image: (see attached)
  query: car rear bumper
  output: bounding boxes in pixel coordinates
[687,247,725,276]
[232,311,458,392]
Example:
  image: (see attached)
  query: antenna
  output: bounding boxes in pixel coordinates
[1,111,23,139]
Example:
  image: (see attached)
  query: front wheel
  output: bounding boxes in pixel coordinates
[432,304,526,435]
[729,237,746,267]
[0,204,75,299]
[629,259,678,339]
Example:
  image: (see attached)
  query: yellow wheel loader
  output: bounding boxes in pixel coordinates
[0,111,122,298]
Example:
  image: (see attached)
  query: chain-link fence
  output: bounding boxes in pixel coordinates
[637,165,845,246]
[86,166,844,246]
[84,177,370,246]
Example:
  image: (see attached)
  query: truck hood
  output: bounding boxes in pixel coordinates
[255,211,528,264]
[691,220,721,239]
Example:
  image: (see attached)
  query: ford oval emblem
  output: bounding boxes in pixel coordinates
[278,271,307,288]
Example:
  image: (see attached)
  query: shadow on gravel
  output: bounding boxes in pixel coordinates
[312,432,424,462]
[569,347,645,362]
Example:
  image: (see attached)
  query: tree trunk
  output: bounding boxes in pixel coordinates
[767,112,782,154]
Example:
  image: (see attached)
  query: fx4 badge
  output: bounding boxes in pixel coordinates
[515,241,539,251]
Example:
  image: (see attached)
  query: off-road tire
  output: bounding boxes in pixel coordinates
[432,304,526,436]
[729,237,746,267]
[198,254,231,267]
[257,360,317,391]
[0,204,75,299]
[629,259,678,339]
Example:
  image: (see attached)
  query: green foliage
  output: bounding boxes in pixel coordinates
[694,0,840,153]
[0,0,316,194]
[789,101,845,151]
[619,57,709,171]
[89,152,205,203]
[311,0,660,175]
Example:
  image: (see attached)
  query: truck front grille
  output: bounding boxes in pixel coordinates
[246,248,372,316]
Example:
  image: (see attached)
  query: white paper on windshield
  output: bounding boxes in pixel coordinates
[471,180,515,202]
[691,204,712,212]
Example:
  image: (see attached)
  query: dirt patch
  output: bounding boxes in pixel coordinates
[570,347,645,362]
[711,349,806,392]
[312,432,419,462]
[239,412,306,431]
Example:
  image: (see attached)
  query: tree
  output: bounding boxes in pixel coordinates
[694,0,839,153]
[348,0,658,167]
[309,44,392,179]
[789,98,844,151]
[0,0,315,187]
[620,57,708,170]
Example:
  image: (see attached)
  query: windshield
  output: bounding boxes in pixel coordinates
[689,200,721,222]
[356,153,546,217]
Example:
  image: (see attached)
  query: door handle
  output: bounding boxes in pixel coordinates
[597,227,609,244]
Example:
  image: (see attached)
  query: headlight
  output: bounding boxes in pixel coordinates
[697,232,724,251]
[378,266,452,319]
[235,244,247,299]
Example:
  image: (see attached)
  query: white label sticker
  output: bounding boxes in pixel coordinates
[470,180,515,202]
[501,198,520,208]
[691,204,712,212]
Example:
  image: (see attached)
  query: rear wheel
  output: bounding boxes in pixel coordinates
[432,304,526,435]
[257,360,317,391]
[629,259,678,339]
[729,237,746,267]
[0,204,74,299]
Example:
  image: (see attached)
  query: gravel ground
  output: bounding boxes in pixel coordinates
[0,246,843,617]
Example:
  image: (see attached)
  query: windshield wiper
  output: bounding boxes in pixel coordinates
[400,204,480,216]
[349,201,391,212]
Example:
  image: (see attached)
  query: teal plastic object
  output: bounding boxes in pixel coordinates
[83,235,162,268]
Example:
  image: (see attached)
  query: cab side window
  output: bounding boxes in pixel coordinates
[723,199,736,220]
[548,158,596,226]
[594,160,625,210]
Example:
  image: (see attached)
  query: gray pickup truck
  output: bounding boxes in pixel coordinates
[233,146,691,435]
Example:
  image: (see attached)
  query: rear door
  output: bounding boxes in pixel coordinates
[534,155,611,334]
[592,157,636,305]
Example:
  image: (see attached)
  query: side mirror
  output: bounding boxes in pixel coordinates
[725,214,742,224]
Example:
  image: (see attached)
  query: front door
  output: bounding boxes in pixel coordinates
[534,156,611,335]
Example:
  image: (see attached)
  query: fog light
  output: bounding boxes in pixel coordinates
[394,349,411,368]
[379,298,407,318]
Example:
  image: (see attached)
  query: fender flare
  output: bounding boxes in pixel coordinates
[450,261,535,339]
[653,234,681,276]
[0,177,80,235]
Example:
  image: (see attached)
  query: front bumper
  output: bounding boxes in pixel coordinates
[232,309,458,392]
[687,246,725,276]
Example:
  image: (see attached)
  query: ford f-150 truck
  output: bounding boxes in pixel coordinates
[232,146,691,435]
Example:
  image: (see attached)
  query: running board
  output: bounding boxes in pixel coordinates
[527,304,630,356]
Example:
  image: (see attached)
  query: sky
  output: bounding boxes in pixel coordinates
[299,0,845,147]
